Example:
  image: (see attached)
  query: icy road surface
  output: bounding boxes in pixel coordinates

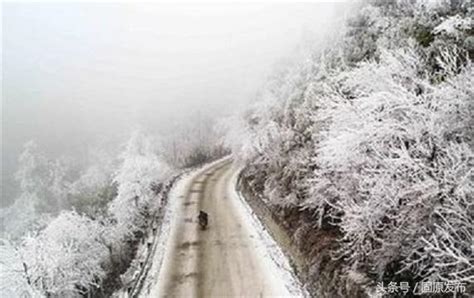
[141,159,305,297]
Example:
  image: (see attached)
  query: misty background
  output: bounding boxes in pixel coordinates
[2,2,344,206]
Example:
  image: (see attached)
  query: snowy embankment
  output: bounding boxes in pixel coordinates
[229,167,309,297]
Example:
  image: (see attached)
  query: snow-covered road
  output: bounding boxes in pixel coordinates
[139,158,306,297]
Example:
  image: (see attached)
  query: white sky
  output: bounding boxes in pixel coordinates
[2,2,345,200]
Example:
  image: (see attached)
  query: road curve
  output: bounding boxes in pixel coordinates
[145,159,300,297]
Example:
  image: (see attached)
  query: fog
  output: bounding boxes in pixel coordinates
[2,2,344,204]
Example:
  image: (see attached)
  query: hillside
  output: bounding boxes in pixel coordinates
[224,0,473,296]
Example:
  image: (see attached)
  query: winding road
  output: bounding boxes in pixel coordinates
[141,159,303,297]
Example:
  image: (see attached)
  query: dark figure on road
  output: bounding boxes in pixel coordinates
[198,210,208,230]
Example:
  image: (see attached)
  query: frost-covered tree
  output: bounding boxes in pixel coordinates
[313,46,473,282]
[1,130,175,296]
[47,158,73,212]
[24,211,108,296]
[109,130,171,236]
[1,211,109,297]
[12,141,72,214]
[223,52,320,207]
[1,193,38,239]
[2,141,48,238]
[161,113,227,168]
[14,141,48,200]
[0,238,40,297]
[69,164,116,217]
